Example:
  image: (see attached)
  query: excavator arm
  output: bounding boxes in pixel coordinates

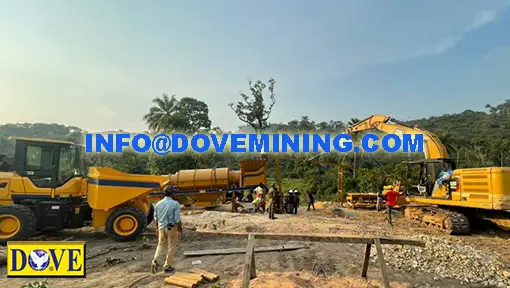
[346,115,449,159]
[346,115,457,196]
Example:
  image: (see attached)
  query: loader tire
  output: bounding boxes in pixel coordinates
[106,206,147,241]
[0,205,37,245]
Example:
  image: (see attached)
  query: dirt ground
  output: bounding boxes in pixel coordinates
[1,202,509,288]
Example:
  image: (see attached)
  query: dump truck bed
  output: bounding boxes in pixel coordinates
[87,167,169,210]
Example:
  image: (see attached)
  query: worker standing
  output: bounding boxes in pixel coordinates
[252,186,265,213]
[285,190,294,213]
[266,183,277,219]
[384,186,400,226]
[259,182,268,196]
[276,186,284,212]
[306,190,315,211]
[152,186,183,274]
[376,189,384,211]
[293,189,300,214]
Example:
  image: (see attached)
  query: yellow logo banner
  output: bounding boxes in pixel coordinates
[7,241,86,278]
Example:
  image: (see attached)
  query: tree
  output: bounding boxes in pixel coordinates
[347,118,361,126]
[486,99,510,116]
[143,94,212,134]
[210,126,224,134]
[228,78,276,133]
[143,94,182,132]
[325,120,345,132]
[175,97,212,134]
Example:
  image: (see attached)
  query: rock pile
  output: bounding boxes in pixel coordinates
[371,235,510,287]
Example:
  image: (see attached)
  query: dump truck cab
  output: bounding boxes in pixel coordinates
[0,137,91,244]
[9,137,87,198]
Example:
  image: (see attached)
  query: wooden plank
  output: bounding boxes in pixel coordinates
[361,243,371,278]
[183,244,308,256]
[197,231,425,247]
[242,234,256,288]
[250,243,256,278]
[189,268,219,282]
[375,238,390,288]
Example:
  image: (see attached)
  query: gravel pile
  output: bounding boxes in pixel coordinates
[372,235,510,287]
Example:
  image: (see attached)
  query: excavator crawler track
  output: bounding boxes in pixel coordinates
[404,206,470,235]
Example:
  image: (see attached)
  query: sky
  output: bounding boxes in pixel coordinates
[1,0,510,132]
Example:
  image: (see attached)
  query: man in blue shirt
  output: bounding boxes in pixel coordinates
[151,186,182,274]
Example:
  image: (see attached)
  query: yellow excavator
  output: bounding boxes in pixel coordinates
[346,115,510,234]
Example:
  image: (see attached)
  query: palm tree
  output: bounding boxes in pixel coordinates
[347,118,361,126]
[143,94,182,132]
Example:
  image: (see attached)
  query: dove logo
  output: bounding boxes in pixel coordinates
[29,249,50,271]
[7,241,86,277]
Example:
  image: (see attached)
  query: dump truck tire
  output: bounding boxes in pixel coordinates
[0,205,37,245]
[106,206,147,241]
[146,204,155,226]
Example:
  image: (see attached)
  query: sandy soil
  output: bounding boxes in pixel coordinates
[1,202,509,288]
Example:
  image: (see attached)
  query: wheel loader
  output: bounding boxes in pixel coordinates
[0,137,170,245]
[347,115,510,235]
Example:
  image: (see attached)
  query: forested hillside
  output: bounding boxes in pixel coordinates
[0,123,83,156]
[1,81,509,199]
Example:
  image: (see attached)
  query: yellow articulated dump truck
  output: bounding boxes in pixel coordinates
[0,137,169,244]
[347,115,510,235]
[0,137,269,244]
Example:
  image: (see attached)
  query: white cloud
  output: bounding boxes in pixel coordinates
[471,10,497,30]
[399,9,499,61]
[406,36,459,58]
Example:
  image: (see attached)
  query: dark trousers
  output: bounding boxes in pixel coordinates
[386,205,393,225]
[293,204,298,214]
[307,202,315,211]
[268,202,275,219]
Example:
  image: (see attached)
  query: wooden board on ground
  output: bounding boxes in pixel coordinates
[197,231,425,247]
[165,273,203,288]
[183,244,308,256]
[164,269,221,288]
[189,268,219,281]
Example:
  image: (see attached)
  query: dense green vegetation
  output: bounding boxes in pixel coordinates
[1,78,509,200]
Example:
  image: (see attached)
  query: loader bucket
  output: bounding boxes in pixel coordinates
[87,167,169,211]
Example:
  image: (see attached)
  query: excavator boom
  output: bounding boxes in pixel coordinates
[346,115,449,159]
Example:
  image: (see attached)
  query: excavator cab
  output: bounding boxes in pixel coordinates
[407,158,456,196]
